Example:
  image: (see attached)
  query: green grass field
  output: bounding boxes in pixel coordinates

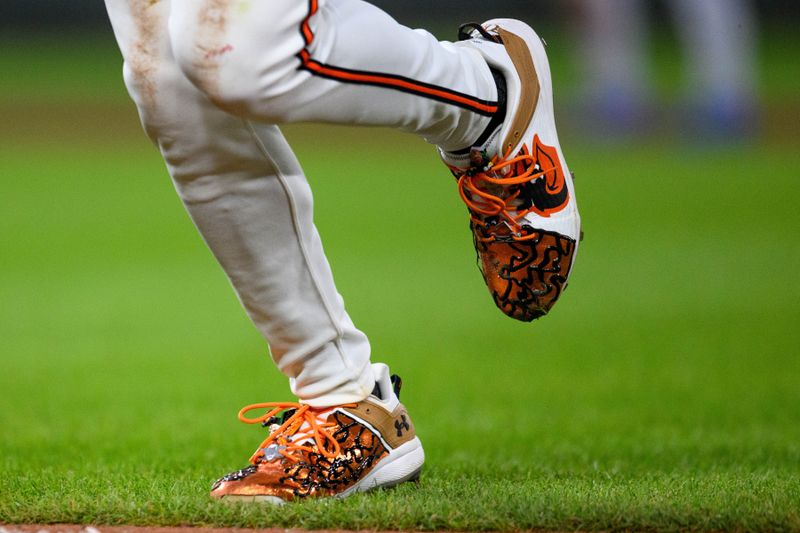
[1,33,799,532]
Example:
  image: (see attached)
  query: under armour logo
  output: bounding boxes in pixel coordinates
[394,414,410,437]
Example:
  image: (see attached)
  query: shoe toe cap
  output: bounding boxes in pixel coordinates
[209,463,295,502]
[477,227,577,322]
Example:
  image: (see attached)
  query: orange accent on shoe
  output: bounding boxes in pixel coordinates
[238,402,357,464]
[456,135,569,241]
[451,135,576,322]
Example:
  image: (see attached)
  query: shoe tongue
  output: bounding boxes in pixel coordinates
[290,408,334,444]
[261,408,334,462]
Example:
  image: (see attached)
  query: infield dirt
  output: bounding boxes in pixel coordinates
[1,527,510,533]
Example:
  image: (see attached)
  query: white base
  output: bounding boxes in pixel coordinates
[339,437,425,498]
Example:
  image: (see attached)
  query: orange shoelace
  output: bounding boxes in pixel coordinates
[457,148,556,242]
[238,402,357,464]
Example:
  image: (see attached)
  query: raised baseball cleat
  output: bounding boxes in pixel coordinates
[442,19,582,322]
[210,364,424,503]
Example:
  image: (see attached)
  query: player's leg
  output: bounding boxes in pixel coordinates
[169,0,581,321]
[105,0,424,502]
[104,0,375,405]
[167,0,498,152]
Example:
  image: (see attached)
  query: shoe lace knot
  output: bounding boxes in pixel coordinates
[238,402,356,464]
[456,147,557,242]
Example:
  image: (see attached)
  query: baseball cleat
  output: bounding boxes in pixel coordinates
[443,19,582,322]
[210,364,424,503]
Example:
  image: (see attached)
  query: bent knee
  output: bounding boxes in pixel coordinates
[122,60,189,143]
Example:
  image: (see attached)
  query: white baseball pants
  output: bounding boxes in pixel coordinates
[104,0,498,406]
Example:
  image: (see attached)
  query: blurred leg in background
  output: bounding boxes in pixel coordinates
[670,0,759,138]
[575,0,653,137]
[574,0,758,140]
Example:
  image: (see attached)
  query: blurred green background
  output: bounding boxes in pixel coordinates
[1,1,799,531]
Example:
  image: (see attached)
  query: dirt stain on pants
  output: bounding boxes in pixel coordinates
[127,0,163,114]
[191,0,235,103]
